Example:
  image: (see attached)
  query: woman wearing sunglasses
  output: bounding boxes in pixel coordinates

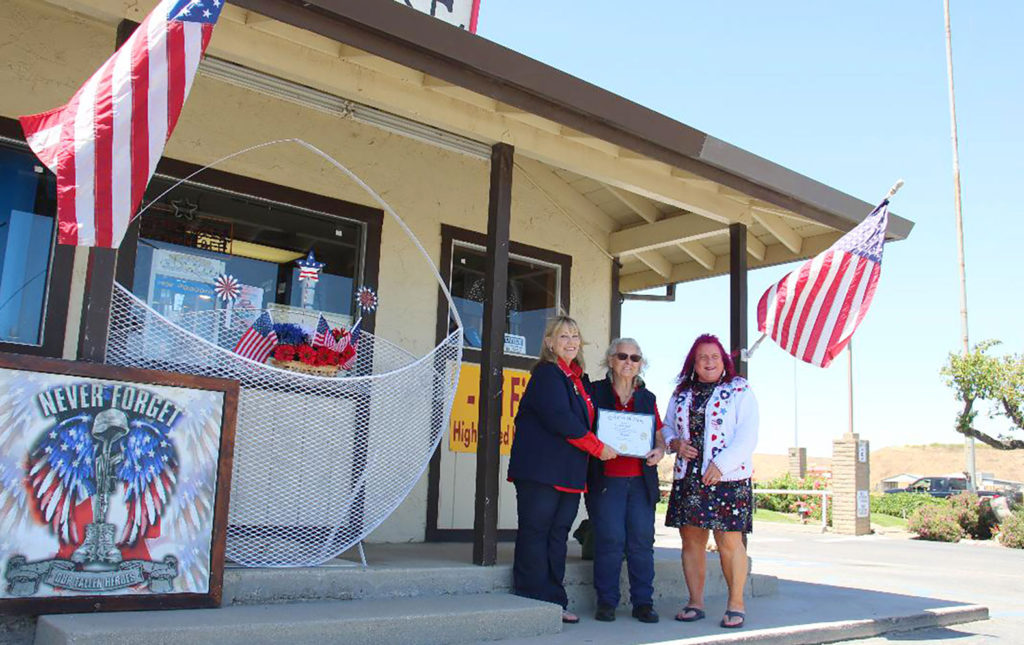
[587,338,667,623]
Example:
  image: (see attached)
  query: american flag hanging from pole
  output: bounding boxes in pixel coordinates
[18,0,224,249]
[756,201,890,368]
[233,311,278,362]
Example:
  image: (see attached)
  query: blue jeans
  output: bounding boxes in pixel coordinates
[513,480,581,609]
[591,475,656,608]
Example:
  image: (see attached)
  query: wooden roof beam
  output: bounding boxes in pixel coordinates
[609,213,724,255]
[605,185,660,224]
[753,209,802,254]
[619,231,843,293]
[747,233,766,261]
[515,158,617,236]
[678,241,715,271]
[632,250,672,279]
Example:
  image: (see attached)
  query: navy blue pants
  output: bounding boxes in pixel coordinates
[513,479,580,609]
[591,475,656,608]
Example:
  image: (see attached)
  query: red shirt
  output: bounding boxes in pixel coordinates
[603,388,663,478]
[555,359,604,492]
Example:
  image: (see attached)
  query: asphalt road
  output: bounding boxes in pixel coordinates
[742,522,1024,643]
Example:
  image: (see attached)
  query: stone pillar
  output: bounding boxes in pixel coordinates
[788,447,807,479]
[831,433,870,535]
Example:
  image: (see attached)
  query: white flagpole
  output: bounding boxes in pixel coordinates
[943,0,976,491]
[847,339,854,435]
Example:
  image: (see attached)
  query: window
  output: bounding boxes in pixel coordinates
[0,144,58,346]
[439,225,571,364]
[129,174,367,328]
[450,243,561,357]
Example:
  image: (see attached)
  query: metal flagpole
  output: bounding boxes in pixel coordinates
[943,0,976,490]
[847,340,854,435]
[793,358,799,447]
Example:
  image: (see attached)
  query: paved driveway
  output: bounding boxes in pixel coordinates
[740,522,1024,643]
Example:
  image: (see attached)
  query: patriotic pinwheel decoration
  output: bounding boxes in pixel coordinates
[214,274,240,303]
[356,286,378,314]
[296,251,325,283]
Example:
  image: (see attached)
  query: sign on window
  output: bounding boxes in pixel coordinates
[396,0,480,33]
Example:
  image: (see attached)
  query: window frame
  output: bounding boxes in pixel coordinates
[0,118,76,358]
[435,224,571,372]
[115,157,384,336]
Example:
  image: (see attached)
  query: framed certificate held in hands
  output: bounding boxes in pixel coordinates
[596,409,655,458]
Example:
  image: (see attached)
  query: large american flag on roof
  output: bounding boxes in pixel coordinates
[18,0,224,248]
[756,201,890,368]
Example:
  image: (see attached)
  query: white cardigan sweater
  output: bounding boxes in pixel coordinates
[662,377,758,482]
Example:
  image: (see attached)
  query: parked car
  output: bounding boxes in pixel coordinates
[885,476,999,499]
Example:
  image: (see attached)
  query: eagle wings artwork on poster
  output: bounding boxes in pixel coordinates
[0,368,226,598]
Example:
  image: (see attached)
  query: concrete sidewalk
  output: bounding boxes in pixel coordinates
[492,580,985,645]
[493,519,991,644]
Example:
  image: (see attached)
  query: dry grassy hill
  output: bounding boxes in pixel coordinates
[747,444,1024,490]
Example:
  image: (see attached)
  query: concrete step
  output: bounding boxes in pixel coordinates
[34,593,562,645]
[222,546,778,613]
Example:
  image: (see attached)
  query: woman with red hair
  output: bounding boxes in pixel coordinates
[663,334,758,630]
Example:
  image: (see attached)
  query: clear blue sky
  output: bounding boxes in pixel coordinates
[478,2,1024,456]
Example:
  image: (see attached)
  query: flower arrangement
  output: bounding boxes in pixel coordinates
[267,323,354,376]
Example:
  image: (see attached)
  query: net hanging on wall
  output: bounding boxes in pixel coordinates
[104,139,464,567]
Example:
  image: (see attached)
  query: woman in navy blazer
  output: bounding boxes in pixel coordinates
[508,315,617,624]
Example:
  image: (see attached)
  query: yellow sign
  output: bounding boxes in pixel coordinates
[449,363,531,455]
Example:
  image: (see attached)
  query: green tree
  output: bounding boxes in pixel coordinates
[942,340,1024,450]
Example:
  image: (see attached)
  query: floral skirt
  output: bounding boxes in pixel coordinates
[664,476,753,533]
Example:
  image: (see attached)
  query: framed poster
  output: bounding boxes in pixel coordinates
[0,353,238,614]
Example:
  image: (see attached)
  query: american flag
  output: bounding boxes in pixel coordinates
[756,201,889,368]
[312,314,339,350]
[339,319,362,370]
[18,0,224,248]
[233,311,278,362]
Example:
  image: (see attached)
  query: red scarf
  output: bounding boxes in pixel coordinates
[557,358,595,426]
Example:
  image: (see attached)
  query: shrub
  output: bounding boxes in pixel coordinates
[908,505,963,542]
[998,511,1024,549]
[949,492,999,540]
[871,492,947,519]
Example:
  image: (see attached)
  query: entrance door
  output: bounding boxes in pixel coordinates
[427,225,570,540]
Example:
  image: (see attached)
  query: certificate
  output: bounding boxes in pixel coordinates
[596,409,655,458]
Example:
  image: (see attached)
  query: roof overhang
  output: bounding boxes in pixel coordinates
[232,0,913,241]
[32,0,914,293]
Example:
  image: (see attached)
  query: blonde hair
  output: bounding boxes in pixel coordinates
[537,315,586,371]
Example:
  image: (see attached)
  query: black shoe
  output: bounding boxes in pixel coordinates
[594,605,617,622]
[632,604,659,623]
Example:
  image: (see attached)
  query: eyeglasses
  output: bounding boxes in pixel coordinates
[615,353,643,363]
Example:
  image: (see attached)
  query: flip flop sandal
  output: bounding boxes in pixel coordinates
[720,610,745,629]
[674,606,705,622]
[561,611,580,624]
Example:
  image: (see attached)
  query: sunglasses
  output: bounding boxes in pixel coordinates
[615,352,643,363]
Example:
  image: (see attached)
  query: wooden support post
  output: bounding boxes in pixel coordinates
[610,260,622,341]
[729,223,748,378]
[78,20,140,362]
[473,143,513,565]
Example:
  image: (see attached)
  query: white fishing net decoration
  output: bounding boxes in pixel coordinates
[104,139,463,567]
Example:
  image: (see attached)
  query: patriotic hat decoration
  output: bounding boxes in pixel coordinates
[214,274,241,302]
[296,251,325,283]
[356,286,378,314]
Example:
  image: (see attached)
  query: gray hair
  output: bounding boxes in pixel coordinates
[600,337,649,377]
